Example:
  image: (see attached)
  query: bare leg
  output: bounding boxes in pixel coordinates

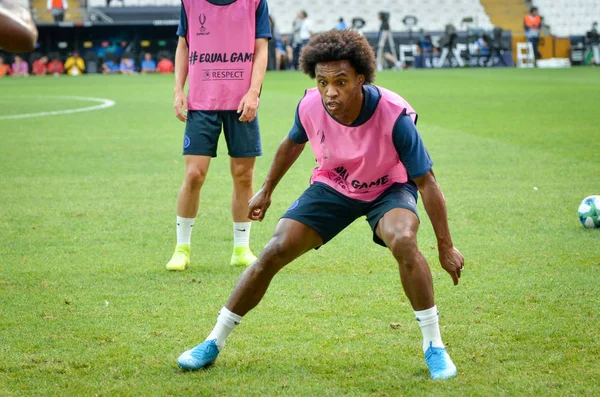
[177,155,211,218]
[226,218,323,315]
[375,207,455,375]
[230,157,255,222]
[376,208,434,310]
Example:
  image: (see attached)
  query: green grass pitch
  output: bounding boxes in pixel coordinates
[0,68,599,395]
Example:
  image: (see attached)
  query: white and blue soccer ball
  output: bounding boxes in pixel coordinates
[578,195,600,228]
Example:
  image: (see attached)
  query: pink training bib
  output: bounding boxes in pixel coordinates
[182,0,259,110]
[298,86,417,202]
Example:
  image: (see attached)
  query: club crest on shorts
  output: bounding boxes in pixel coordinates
[288,199,300,211]
[184,135,191,149]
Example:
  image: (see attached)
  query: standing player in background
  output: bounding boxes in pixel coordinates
[166,0,271,271]
[177,30,463,380]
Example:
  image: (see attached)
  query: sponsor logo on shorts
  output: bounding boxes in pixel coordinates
[201,69,245,81]
[184,135,191,149]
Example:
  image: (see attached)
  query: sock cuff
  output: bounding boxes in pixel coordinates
[415,306,439,323]
[218,307,243,328]
[233,222,251,247]
[177,216,195,223]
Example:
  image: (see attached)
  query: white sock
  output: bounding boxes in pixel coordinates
[415,306,444,353]
[176,216,195,245]
[233,222,251,247]
[206,307,243,350]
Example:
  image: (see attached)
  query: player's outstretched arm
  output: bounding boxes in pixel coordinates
[413,170,464,285]
[248,136,305,221]
[173,37,189,122]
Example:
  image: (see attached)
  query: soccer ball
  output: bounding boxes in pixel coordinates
[578,196,600,228]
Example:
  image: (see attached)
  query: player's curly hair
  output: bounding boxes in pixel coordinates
[299,30,376,84]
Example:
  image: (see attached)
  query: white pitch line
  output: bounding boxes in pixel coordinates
[0,96,116,120]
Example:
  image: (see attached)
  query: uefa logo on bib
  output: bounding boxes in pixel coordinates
[197,14,210,36]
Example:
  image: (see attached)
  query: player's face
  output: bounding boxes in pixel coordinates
[315,60,365,124]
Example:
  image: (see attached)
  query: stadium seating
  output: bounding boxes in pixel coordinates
[479,0,527,34]
[85,0,494,33]
[80,0,600,37]
[269,0,494,34]
[533,0,600,36]
[44,0,600,37]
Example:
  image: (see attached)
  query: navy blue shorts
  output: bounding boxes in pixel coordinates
[183,110,262,158]
[281,182,419,248]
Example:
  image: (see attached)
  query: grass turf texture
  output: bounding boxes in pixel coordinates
[0,68,599,396]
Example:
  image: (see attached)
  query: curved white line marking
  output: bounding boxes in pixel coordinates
[0,96,116,120]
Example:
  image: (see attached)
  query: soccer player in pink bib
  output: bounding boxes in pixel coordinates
[178,30,464,380]
[166,0,271,270]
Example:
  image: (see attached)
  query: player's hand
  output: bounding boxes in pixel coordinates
[439,246,464,286]
[237,89,259,122]
[174,89,188,122]
[248,188,271,221]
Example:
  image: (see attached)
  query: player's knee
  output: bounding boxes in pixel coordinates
[260,235,295,268]
[388,229,418,262]
[184,166,207,190]
[231,163,254,188]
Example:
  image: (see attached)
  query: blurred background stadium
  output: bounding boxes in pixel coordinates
[1,1,600,395]
[1,0,599,74]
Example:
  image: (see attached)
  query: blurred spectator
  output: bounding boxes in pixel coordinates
[291,10,312,69]
[276,34,293,70]
[47,56,64,75]
[474,36,489,57]
[120,54,136,75]
[156,55,174,74]
[334,17,347,30]
[376,11,403,71]
[47,0,67,23]
[64,51,85,76]
[486,27,509,67]
[283,35,294,68]
[102,55,120,74]
[436,24,464,67]
[524,7,542,59]
[417,29,436,68]
[11,55,29,77]
[586,22,600,65]
[32,56,48,76]
[0,56,11,77]
[267,15,278,70]
[140,52,157,73]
